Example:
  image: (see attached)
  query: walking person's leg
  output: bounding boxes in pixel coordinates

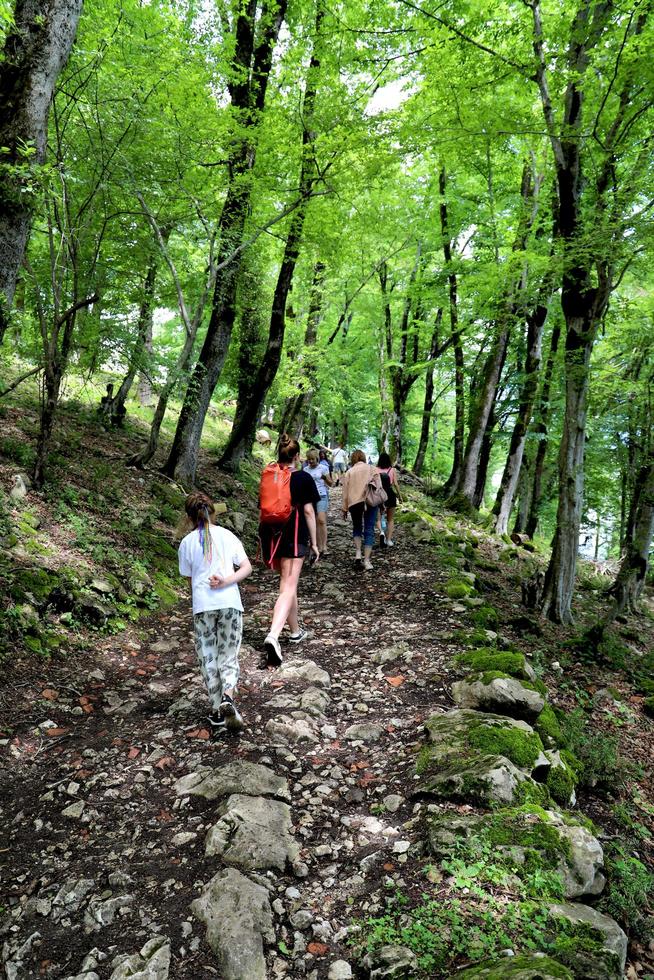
[363,505,378,569]
[386,505,396,545]
[214,608,244,731]
[349,502,364,561]
[264,557,304,665]
[194,611,223,720]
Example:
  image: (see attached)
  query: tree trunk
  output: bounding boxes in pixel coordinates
[609,452,654,614]
[492,296,550,533]
[111,259,157,422]
[217,2,322,472]
[162,0,287,485]
[0,0,83,342]
[540,318,598,624]
[413,309,443,475]
[137,313,154,407]
[438,167,464,494]
[525,319,561,537]
[512,451,533,534]
[274,261,325,441]
[473,403,496,509]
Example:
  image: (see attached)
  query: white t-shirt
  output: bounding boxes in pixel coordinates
[178,524,247,615]
[305,461,330,497]
[332,448,347,466]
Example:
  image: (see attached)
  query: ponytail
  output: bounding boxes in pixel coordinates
[183,491,216,563]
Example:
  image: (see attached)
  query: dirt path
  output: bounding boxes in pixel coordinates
[1,490,460,979]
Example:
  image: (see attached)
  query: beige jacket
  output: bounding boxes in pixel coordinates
[342,461,373,510]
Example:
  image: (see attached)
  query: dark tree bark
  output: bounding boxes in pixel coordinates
[529,0,646,622]
[0,0,83,342]
[492,278,553,533]
[274,261,325,441]
[162,0,287,485]
[524,319,561,537]
[217,1,323,472]
[473,401,496,510]
[413,308,443,475]
[439,167,465,494]
[449,163,538,511]
[378,245,423,464]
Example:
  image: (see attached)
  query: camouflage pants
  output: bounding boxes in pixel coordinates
[193,608,243,713]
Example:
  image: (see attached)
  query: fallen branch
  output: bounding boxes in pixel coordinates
[0,366,41,400]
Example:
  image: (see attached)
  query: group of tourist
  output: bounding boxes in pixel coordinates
[177,435,401,735]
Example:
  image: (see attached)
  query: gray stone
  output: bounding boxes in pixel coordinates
[328,960,353,979]
[84,894,134,930]
[174,761,290,801]
[452,675,545,721]
[205,794,299,871]
[231,513,246,533]
[371,643,409,665]
[192,867,274,980]
[300,686,331,717]
[53,879,96,913]
[109,936,170,979]
[344,722,384,743]
[62,800,85,819]
[265,715,319,745]
[274,658,331,689]
[383,794,403,813]
[361,944,418,978]
[546,902,627,980]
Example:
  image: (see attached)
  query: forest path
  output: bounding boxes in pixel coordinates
[1,490,462,979]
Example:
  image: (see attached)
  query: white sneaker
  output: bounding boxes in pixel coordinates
[263,634,283,667]
[220,696,244,732]
[363,559,374,571]
[387,539,395,547]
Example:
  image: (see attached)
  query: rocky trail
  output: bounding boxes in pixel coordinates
[0,489,649,979]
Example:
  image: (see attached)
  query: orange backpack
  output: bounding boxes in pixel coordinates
[259,463,293,524]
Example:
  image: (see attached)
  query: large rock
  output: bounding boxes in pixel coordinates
[205,794,299,871]
[264,685,330,718]
[426,808,605,900]
[265,715,319,745]
[192,868,274,980]
[273,658,331,689]
[174,761,290,801]
[344,722,384,742]
[415,752,540,805]
[455,953,573,978]
[109,936,170,979]
[361,945,418,978]
[545,903,627,980]
[423,709,548,775]
[452,673,545,721]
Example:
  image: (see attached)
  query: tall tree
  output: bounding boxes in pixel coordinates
[531,0,651,622]
[0,0,83,343]
[163,0,287,485]
[218,0,324,471]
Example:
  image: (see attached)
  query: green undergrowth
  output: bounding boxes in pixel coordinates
[599,838,654,941]
[350,880,620,977]
[560,707,639,795]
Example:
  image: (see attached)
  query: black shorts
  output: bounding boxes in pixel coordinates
[259,514,309,568]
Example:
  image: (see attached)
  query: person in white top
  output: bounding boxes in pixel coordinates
[178,491,252,734]
[331,444,347,486]
[304,447,333,556]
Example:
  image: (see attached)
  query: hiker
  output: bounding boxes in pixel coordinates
[341,449,386,570]
[332,443,347,486]
[319,448,333,476]
[259,434,320,666]
[178,491,252,734]
[377,451,401,547]
[305,447,332,557]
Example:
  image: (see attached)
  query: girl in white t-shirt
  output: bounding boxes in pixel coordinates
[178,491,252,734]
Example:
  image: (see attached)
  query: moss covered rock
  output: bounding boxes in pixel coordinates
[544,751,579,807]
[415,748,540,806]
[423,708,548,774]
[455,953,573,979]
[426,806,604,901]
[455,648,536,682]
[545,902,627,980]
[452,672,546,722]
[534,704,564,746]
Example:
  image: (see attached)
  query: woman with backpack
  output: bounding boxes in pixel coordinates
[341,449,385,570]
[258,435,320,666]
[377,451,401,547]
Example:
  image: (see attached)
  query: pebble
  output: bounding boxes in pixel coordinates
[61,801,85,819]
[384,794,403,813]
[328,960,353,979]
[392,840,411,854]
